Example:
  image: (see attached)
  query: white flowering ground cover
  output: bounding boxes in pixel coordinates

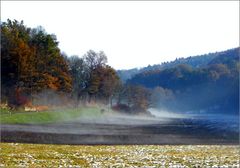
[0,143,239,167]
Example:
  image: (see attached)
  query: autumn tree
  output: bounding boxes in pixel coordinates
[1,19,72,106]
[29,26,72,92]
[1,19,35,104]
[93,65,120,105]
[66,50,120,106]
[83,50,120,103]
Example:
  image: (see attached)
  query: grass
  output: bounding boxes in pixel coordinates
[0,143,239,167]
[1,106,239,167]
[0,107,103,124]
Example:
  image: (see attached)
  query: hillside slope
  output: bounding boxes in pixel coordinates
[126,47,239,114]
[118,48,239,82]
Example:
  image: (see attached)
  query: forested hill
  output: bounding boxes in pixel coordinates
[126,47,239,114]
[117,48,239,82]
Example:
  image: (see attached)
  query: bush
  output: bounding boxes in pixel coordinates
[112,104,131,113]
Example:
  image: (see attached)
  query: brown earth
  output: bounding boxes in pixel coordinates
[1,116,238,145]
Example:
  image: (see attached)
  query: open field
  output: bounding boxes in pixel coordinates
[1,107,239,145]
[0,143,239,167]
[1,108,239,167]
[0,107,103,124]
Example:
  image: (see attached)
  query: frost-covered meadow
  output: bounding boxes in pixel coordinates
[1,143,239,167]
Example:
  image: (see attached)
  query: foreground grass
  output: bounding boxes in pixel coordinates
[0,143,239,167]
[0,107,103,124]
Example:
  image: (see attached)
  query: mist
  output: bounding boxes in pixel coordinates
[148,108,189,119]
[32,89,74,108]
[2,90,239,145]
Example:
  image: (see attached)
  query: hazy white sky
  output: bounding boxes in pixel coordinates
[1,1,239,70]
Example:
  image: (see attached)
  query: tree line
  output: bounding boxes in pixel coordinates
[1,19,150,113]
[117,48,238,82]
[127,49,239,114]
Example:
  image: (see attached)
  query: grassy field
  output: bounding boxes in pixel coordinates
[1,107,239,167]
[0,143,239,167]
[0,107,104,124]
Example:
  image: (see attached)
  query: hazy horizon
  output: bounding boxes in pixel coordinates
[115,47,239,70]
[2,1,239,69]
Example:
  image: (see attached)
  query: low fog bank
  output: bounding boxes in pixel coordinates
[74,106,195,126]
[2,102,238,144]
[148,108,190,119]
[73,109,173,126]
[148,107,239,132]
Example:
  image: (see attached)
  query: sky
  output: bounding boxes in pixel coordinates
[1,1,239,70]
